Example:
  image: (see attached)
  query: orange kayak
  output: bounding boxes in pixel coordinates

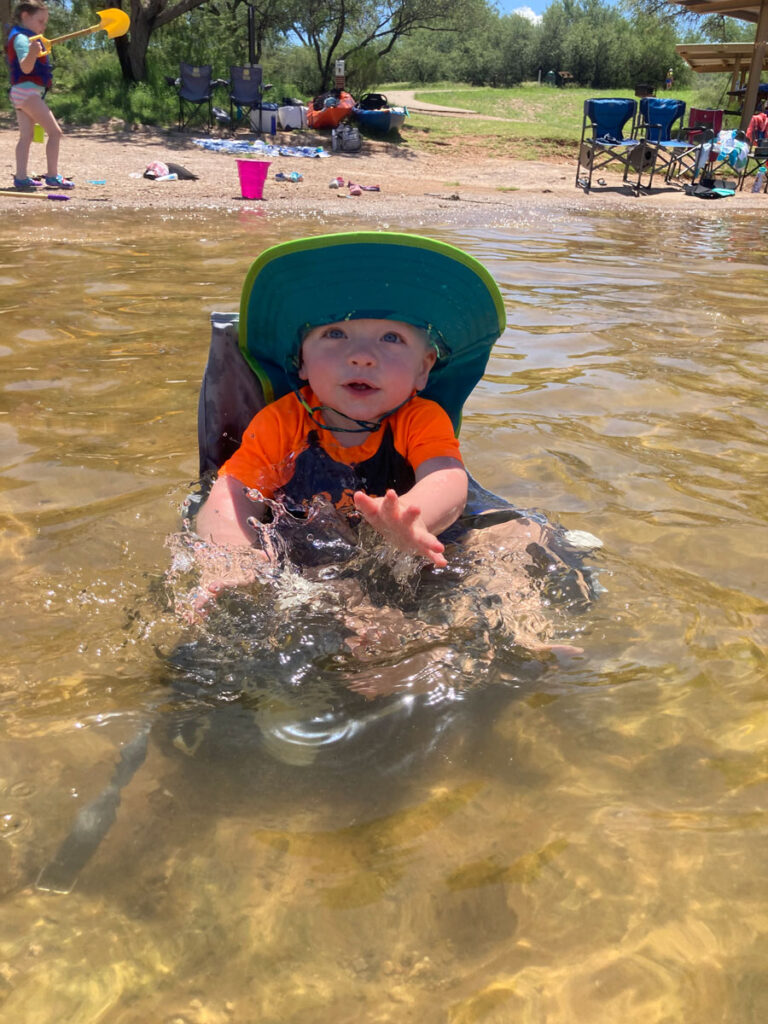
[306,91,355,129]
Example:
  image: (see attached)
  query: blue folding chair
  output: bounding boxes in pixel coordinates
[637,97,701,186]
[228,65,273,133]
[575,98,653,195]
[176,63,215,131]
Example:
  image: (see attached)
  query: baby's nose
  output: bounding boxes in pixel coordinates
[349,345,376,364]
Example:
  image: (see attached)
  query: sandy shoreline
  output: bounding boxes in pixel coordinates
[1,121,766,223]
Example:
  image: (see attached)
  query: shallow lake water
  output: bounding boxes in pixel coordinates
[1,207,767,1023]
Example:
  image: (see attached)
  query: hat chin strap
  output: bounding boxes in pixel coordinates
[292,386,416,434]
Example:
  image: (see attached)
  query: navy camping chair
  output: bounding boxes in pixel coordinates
[575,98,653,195]
[175,63,217,131]
[637,97,701,185]
[228,64,272,132]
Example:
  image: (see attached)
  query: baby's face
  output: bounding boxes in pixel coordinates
[299,318,436,430]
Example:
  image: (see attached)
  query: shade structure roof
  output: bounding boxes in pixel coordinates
[672,0,764,23]
[675,42,768,73]
[670,0,768,129]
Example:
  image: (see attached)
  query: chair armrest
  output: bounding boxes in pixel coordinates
[674,126,710,143]
[264,83,273,92]
[213,78,229,89]
[165,75,180,88]
[639,120,663,140]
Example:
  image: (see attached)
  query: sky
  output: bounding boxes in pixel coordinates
[498,1,546,21]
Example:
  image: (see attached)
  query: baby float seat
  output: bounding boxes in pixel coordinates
[198,231,537,529]
[197,310,528,529]
[196,232,602,592]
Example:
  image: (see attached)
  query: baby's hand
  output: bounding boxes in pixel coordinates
[353,488,447,568]
[186,545,269,622]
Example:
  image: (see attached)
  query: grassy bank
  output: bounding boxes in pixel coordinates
[383,82,738,161]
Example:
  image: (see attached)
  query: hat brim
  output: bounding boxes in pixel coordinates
[239,231,506,433]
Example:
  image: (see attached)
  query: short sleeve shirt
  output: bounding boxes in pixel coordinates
[220,387,462,516]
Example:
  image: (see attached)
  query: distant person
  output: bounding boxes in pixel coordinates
[665,68,674,91]
[746,110,768,144]
[5,0,74,190]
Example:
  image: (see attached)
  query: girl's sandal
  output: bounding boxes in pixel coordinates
[44,174,75,189]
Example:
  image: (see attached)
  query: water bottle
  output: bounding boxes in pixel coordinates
[752,167,766,192]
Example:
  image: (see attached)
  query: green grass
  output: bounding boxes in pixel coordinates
[380,81,739,160]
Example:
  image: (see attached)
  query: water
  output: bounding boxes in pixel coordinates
[1,209,767,1022]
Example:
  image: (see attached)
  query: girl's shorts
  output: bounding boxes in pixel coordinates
[10,83,45,109]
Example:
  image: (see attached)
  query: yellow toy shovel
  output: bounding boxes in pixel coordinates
[30,8,130,57]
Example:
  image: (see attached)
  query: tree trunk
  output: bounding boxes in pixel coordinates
[114,0,158,83]
[1,0,12,46]
[114,0,214,83]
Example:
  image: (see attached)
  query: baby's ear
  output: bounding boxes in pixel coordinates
[415,348,437,390]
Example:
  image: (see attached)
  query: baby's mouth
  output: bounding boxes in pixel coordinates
[344,381,377,393]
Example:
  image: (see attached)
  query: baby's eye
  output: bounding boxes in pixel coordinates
[380,331,404,344]
[324,327,346,339]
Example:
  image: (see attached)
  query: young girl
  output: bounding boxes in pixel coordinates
[6,0,74,189]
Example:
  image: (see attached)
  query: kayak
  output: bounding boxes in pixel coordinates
[352,106,407,134]
[306,91,355,129]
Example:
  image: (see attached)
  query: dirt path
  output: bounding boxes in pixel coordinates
[383,90,480,115]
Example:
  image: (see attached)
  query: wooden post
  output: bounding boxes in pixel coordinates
[334,59,345,91]
[740,0,768,131]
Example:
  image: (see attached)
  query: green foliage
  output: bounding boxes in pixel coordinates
[47,52,178,124]
[0,0,732,125]
[398,82,740,147]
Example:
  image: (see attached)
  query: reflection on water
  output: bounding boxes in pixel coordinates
[0,210,767,1022]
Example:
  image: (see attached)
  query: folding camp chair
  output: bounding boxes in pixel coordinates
[687,107,723,144]
[738,139,768,191]
[575,98,653,195]
[637,97,701,185]
[176,63,215,131]
[693,129,749,188]
[228,64,271,132]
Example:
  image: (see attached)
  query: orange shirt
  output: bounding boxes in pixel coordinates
[220,387,462,515]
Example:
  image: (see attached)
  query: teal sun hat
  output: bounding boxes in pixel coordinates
[238,231,506,434]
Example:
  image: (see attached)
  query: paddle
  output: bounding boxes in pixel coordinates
[31,8,130,57]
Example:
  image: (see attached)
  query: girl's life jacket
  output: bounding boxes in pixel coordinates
[6,25,52,90]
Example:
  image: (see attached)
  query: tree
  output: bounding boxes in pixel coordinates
[292,0,479,91]
[114,0,214,82]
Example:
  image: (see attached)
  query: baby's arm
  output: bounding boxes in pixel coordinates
[353,457,467,567]
[189,475,268,615]
[196,474,264,547]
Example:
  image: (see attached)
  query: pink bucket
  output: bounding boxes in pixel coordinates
[236,159,270,200]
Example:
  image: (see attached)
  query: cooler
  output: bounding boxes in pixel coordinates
[278,105,308,130]
[249,103,279,134]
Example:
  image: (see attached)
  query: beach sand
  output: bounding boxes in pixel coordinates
[1,118,764,223]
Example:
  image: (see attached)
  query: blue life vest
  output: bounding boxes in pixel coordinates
[6,25,52,90]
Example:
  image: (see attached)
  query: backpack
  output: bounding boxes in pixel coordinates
[331,123,362,152]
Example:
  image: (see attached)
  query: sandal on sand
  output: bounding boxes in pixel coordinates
[44,174,75,189]
[13,176,43,189]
